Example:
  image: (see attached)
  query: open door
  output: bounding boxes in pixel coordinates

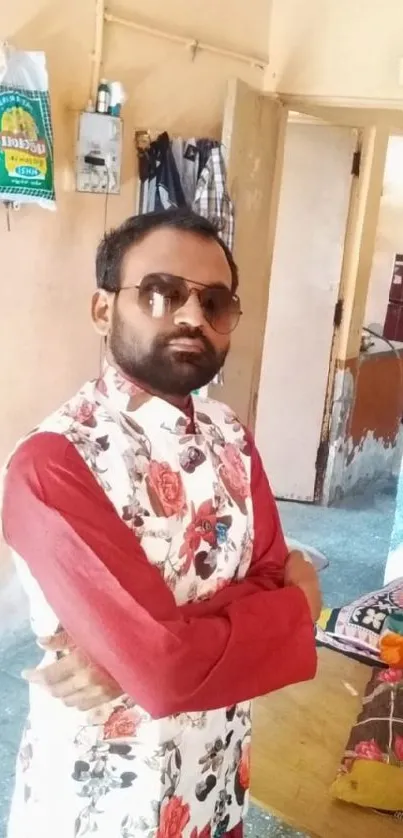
[255,118,358,502]
[209,80,286,428]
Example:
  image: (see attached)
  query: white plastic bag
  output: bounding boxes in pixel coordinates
[0,44,56,209]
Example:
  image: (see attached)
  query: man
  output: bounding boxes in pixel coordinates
[2,208,320,838]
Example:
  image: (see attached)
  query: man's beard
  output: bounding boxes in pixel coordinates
[109,312,228,397]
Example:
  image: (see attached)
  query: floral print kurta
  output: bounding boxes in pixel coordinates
[2,365,316,838]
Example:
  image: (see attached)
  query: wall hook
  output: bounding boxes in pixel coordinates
[189,40,199,62]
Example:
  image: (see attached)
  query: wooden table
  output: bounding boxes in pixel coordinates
[250,648,402,838]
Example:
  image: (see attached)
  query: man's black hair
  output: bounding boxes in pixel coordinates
[96,207,239,294]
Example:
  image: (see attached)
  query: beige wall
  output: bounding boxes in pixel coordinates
[0,0,268,594]
[267,0,403,102]
[1,1,266,464]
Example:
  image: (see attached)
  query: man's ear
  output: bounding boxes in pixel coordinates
[91,289,113,336]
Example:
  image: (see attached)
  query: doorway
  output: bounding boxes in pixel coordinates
[255,115,358,502]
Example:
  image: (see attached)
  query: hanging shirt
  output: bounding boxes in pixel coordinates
[1,364,316,838]
[192,146,234,251]
[171,138,200,205]
[138,132,187,213]
[138,134,234,254]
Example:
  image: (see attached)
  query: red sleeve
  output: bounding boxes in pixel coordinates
[2,432,316,718]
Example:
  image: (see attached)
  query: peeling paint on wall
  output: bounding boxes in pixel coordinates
[323,366,355,503]
[326,426,400,503]
[344,430,399,492]
[324,350,403,503]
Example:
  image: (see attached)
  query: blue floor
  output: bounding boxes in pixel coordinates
[0,489,396,838]
[279,490,394,609]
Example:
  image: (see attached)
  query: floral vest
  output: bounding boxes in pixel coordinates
[9,365,254,838]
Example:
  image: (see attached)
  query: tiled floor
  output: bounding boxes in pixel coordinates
[279,489,394,609]
[0,488,396,838]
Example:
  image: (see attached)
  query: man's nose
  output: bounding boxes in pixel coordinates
[173,290,205,329]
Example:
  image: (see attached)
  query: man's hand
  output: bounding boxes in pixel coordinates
[22,631,122,711]
[285,551,322,622]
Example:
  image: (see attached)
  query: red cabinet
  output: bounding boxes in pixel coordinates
[384,254,403,340]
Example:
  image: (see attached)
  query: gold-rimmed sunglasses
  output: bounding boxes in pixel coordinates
[115,272,242,335]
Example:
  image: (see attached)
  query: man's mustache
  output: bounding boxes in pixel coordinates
[158,327,216,357]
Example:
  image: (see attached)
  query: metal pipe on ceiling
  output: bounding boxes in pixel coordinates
[104,12,268,70]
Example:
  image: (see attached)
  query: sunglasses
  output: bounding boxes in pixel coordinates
[116,273,242,335]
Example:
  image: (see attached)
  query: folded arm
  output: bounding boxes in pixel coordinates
[2,432,316,717]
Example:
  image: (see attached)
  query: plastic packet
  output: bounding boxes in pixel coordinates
[0,44,56,209]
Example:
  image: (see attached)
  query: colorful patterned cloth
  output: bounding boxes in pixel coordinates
[332,667,403,818]
[316,579,403,665]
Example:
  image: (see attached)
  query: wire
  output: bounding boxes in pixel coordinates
[363,325,403,358]
[103,163,110,233]
[98,164,111,375]
[4,201,10,231]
